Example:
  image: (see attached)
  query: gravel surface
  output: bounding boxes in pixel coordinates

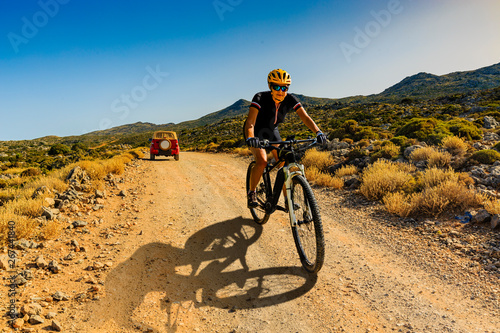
[1,152,499,332]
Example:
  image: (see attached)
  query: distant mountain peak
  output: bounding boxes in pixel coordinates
[379,62,500,100]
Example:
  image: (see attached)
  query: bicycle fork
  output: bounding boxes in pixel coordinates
[282,163,312,228]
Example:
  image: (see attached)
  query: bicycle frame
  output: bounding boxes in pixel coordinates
[260,138,315,227]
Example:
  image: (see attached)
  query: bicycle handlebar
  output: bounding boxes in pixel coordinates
[259,137,318,151]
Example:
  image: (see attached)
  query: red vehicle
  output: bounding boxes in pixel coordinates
[149,131,180,161]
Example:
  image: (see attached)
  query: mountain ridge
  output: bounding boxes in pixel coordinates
[19,61,500,142]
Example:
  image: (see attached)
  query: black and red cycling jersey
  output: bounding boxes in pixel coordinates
[245,91,302,141]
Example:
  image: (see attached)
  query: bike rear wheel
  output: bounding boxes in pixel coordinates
[289,175,325,273]
[246,161,270,225]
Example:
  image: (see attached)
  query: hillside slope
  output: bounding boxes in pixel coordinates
[376,62,500,101]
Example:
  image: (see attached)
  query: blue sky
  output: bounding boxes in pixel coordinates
[1,0,499,141]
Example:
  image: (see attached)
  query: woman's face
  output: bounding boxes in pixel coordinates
[270,85,288,103]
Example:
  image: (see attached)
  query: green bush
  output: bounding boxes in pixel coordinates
[71,142,88,152]
[370,142,400,161]
[395,118,439,141]
[352,127,379,141]
[390,136,408,147]
[48,144,71,156]
[347,148,368,160]
[471,149,500,164]
[395,117,481,144]
[343,120,359,135]
[446,118,482,140]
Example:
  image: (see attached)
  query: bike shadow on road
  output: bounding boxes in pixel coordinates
[83,216,317,332]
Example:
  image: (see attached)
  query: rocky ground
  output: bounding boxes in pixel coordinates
[0,152,499,332]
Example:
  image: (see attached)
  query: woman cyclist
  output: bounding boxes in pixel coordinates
[244,69,327,208]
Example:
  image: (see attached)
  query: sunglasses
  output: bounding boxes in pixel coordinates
[272,85,289,92]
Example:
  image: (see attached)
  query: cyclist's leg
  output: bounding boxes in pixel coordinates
[249,147,268,192]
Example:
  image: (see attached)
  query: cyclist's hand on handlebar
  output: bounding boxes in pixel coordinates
[316,131,327,145]
[246,137,260,148]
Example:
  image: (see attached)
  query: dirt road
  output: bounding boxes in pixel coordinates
[4,152,499,332]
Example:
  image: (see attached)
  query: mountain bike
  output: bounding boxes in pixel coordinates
[245,136,325,273]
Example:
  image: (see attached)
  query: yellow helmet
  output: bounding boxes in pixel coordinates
[267,69,291,88]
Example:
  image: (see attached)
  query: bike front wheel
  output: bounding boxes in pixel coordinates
[289,175,325,273]
[246,161,270,225]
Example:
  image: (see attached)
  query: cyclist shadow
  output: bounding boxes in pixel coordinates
[86,216,317,332]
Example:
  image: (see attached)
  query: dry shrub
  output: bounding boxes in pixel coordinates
[441,136,467,156]
[456,172,475,187]
[428,150,452,168]
[1,167,25,175]
[128,149,145,159]
[234,147,252,156]
[410,188,450,216]
[0,210,37,246]
[4,177,25,188]
[10,197,44,218]
[409,147,436,162]
[410,147,451,168]
[334,165,358,177]
[302,149,335,172]
[417,167,457,189]
[306,166,344,189]
[484,199,500,215]
[360,160,415,201]
[102,158,125,175]
[383,192,413,217]
[75,160,106,180]
[0,189,16,204]
[40,220,64,240]
[408,181,483,217]
[27,175,68,193]
[20,167,41,177]
[437,181,483,209]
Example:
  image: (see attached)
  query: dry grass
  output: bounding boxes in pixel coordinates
[0,210,37,246]
[334,165,358,177]
[382,173,484,217]
[102,158,125,175]
[428,150,452,168]
[1,167,26,175]
[359,160,415,201]
[0,150,141,245]
[306,166,344,189]
[74,160,106,180]
[484,199,500,215]
[409,147,436,162]
[383,192,413,217]
[441,136,468,156]
[302,149,335,172]
[409,147,451,168]
[10,197,45,218]
[416,167,457,189]
[128,148,145,159]
[27,174,68,194]
[39,219,64,240]
[234,147,253,156]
